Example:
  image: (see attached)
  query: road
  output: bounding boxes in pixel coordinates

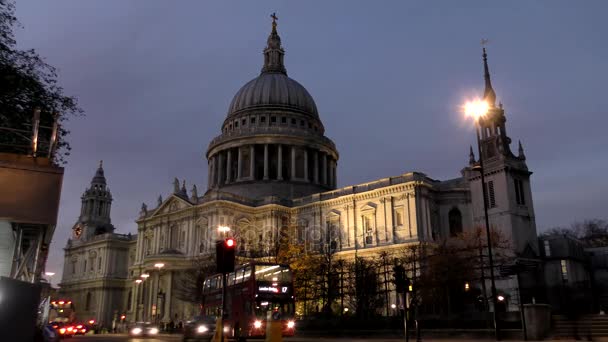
[71,335,418,342]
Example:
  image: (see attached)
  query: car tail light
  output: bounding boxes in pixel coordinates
[76,324,83,329]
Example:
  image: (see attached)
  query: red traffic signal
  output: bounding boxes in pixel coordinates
[216,238,236,273]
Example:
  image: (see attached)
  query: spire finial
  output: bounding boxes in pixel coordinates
[469,145,476,164]
[191,184,198,203]
[518,140,526,159]
[271,12,278,33]
[481,40,496,107]
[262,13,287,75]
[157,194,163,206]
[99,160,103,169]
[173,178,180,193]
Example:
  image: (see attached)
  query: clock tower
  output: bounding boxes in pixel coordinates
[72,161,115,240]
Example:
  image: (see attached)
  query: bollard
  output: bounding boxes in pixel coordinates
[265,310,282,342]
[213,317,228,342]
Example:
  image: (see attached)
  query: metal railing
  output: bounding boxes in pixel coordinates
[0,109,59,160]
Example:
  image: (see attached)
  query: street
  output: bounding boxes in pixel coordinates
[69,335,414,342]
[69,336,573,342]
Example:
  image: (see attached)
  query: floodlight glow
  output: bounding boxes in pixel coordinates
[464,99,489,121]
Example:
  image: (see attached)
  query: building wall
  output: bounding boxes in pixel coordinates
[0,221,15,277]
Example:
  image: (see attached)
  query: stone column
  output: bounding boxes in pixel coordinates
[304,149,309,181]
[291,146,296,180]
[250,145,255,180]
[217,152,224,186]
[162,271,173,322]
[263,144,269,180]
[277,145,283,180]
[314,151,319,184]
[226,149,232,183]
[237,147,242,180]
[322,153,327,185]
[208,156,214,188]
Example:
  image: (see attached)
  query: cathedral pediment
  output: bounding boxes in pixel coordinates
[149,195,193,217]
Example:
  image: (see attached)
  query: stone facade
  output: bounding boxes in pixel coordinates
[58,163,137,328]
[60,20,540,325]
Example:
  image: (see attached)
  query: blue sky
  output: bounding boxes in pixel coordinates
[13,1,608,281]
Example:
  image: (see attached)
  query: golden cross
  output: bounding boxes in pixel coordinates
[271,12,278,23]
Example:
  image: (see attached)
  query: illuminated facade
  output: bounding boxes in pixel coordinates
[61,19,538,326]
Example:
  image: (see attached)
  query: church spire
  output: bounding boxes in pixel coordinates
[482,47,497,107]
[91,160,106,187]
[469,145,476,164]
[518,140,526,160]
[261,12,287,75]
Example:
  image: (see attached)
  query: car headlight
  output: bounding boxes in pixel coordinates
[223,325,229,333]
[254,320,262,328]
[131,327,142,334]
[149,327,159,334]
[197,325,208,333]
[287,321,295,328]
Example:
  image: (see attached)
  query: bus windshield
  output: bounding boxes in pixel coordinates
[254,299,295,319]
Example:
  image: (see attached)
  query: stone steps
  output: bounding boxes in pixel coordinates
[552,315,608,337]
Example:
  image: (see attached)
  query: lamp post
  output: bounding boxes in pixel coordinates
[217,225,230,342]
[134,278,145,321]
[154,263,165,324]
[140,273,150,320]
[465,99,500,340]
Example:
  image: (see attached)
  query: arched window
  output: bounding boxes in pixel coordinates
[85,292,92,311]
[449,208,463,237]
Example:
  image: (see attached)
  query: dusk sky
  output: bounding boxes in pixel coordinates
[13,1,608,282]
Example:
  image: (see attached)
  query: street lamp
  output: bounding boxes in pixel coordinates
[154,263,165,323]
[465,98,500,340]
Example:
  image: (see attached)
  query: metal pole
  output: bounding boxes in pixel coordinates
[31,108,40,157]
[220,272,227,341]
[404,290,409,342]
[476,125,500,340]
[47,113,59,159]
[517,272,527,341]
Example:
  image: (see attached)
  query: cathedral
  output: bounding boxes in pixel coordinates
[59,18,538,328]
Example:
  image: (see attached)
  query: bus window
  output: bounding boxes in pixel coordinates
[235,268,244,284]
[243,266,252,282]
[254,265,292,282]
[228,272,236,286]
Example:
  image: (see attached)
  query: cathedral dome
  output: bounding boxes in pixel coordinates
[206,16,339,202]
[227,73,319,119]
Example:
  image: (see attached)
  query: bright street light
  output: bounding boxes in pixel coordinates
[140,273,150,278]
[464,99,489,121]
[154,263,165,269]
[135,279,142,284]
[45,272,55,277]
[218,225,230,233]
[391,304,397,309]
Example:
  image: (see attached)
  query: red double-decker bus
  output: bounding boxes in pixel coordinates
[201,262,296,338]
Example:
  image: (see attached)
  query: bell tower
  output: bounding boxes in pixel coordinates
[464,48,538,255]
[72,161,115,240]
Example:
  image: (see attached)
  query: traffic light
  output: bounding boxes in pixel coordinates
[392,265,406,293]
[216,238,236,273]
